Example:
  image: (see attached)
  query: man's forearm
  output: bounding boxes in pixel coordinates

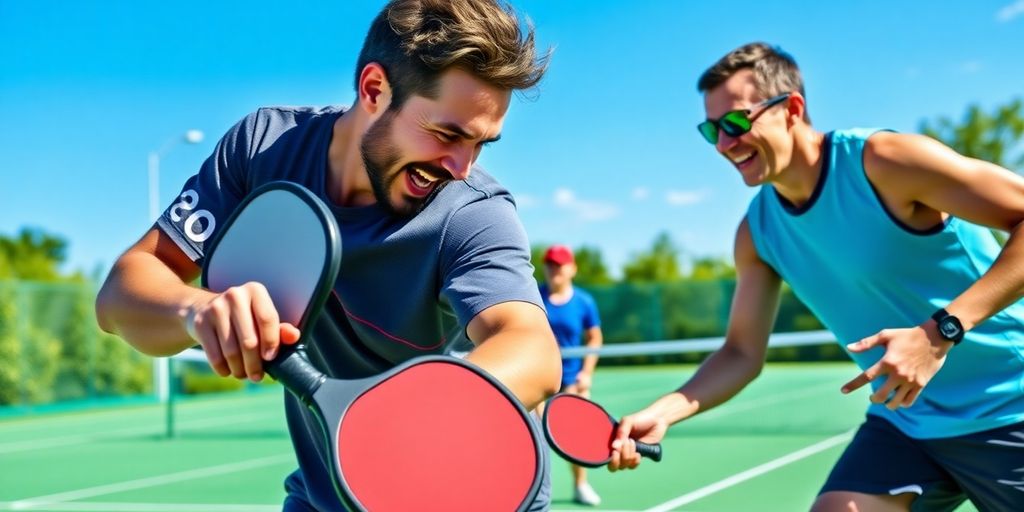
[662,344,764,424]
[96,250,209,356]
[466,329,561,409]
[946,220,1024,330]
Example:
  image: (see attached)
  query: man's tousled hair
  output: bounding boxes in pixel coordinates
[356,0,551,109]
[698,42,810,122]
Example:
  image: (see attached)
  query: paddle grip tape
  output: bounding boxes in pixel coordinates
[637,441,662,462]
[266,347,326,405]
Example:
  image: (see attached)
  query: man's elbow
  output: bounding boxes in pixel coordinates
[94,276,119,335]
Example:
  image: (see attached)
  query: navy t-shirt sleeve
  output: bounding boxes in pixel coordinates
[155,111,257,263]
[439,194,543,328]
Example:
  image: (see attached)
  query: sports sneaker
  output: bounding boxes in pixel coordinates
[573,482,601,506]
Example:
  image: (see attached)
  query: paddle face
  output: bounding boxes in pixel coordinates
[330,357,542,511]
[202,181,340,332]
[544,393,617,467]
[543,393,663,468]
[202,181,542,511]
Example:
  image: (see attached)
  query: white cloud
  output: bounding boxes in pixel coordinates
[552,187,620,222]
[631,187,649,200]
[665,188,710,206]
[997,0,1024,22]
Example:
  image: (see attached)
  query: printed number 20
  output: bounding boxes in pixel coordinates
[169,190,216,243]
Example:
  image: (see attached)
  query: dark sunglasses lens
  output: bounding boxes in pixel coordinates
[697,121,718,144]
[720,112,752,137]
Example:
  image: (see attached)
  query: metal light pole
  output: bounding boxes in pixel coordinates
[149,129,204,405]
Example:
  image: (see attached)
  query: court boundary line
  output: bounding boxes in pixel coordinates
[8,454,293,510]
[643,430,855,512]
[0,411,279,455]
[0,502,281,512]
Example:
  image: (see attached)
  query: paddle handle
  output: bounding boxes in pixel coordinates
[265,334,326,406]
[636,441,663,462]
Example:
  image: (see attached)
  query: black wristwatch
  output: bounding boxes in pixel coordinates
[931,308,965,345]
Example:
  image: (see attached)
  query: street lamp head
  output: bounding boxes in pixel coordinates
[184,129,204,144]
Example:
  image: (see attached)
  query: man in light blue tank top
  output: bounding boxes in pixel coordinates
[606,42,1024,512]
[95,1,562,510]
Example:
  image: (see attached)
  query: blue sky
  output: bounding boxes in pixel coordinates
[2,0,1023,278]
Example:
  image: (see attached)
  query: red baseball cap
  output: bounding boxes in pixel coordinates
[543,245,574,265]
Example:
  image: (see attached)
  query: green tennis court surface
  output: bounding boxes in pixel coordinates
[0,362,978,511]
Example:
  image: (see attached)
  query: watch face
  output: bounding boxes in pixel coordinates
[939,318,962,338]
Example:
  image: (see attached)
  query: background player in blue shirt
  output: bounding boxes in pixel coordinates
[95,1,562,510]
[538,244,604,506]
[608,42,1024,512]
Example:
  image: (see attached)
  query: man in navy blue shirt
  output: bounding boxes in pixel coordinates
[96,1,562,510]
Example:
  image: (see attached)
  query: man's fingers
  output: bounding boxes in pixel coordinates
[887,385,912,411]
[196,319,229,377]
[870,376,899,404]
[229,297,264,382]
[842,364,881,393]
[846,334,881,353]
[613,417,634,448]
[280,323,301,345]
[902,387,922,408]
[249,286,282,361]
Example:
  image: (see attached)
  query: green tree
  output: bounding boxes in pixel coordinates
[0,283,20,404]
[688,256,736,280]
[572,245,612,286]
[529,245,546,282]
[0,228,70,281]
[919,98,1024,172]
[622,232,683,283]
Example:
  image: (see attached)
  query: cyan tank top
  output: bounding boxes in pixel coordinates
[747,128,1024,438]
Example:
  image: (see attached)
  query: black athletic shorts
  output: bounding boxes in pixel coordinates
[820,414,1024,512]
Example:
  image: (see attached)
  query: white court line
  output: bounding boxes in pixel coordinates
[7,454,294,510]
[0,412,279,455]
[0,393,278,435]
[0,502,281,512]
[642,430,855,512]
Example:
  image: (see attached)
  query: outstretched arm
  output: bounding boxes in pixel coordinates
[609,218,781,471]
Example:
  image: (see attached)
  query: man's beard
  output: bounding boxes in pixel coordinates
[359,109,446,217]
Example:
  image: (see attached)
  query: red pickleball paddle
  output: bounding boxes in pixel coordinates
[543,393,662,468]
[202,181,543,511]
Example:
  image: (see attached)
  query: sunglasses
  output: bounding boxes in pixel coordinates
[697,93,791,145]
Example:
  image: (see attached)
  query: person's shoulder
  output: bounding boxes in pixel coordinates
[457,165,510,200]
[831,127,898,151]
[249,105,346,128]
[432,166,518,218]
